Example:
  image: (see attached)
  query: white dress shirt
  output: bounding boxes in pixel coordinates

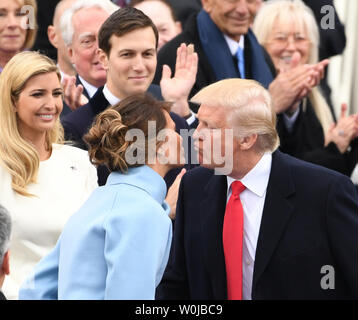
[102,84,121,106]
[226,152,272,300]
[224,34,244,56]
[78,76,99,99]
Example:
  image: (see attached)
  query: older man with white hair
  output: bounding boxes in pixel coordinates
[48,0,79,80]
[0,205,11,301]
[59,0,118,115]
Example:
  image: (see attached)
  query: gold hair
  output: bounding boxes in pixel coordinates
[191,78,280,153]
[0,52,63,197]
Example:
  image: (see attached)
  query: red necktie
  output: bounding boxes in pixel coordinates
[223,181,246,300]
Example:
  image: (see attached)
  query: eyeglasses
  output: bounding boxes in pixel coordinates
[267,33,310,49]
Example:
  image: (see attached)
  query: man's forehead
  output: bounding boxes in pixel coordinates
[72,7,109,25]
[198,104,227,124]
[108,29,157,49]
[78,32,95,39]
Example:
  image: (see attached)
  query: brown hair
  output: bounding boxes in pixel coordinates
[98,7,159,56]
[84,93,171,173]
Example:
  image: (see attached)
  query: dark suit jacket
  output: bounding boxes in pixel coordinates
[277,98,357,176]
[302,0,346,60]
[302,0,346,113]
[62,84,162,143]
[154,13,276,99]
[0,290,6,300]
[156,151,358,299]
[31,0,59,60]
[62,85,194,186]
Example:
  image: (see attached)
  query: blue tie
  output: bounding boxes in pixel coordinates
[236,47,245,79]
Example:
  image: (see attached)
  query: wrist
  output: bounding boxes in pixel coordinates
[170,99,190,117]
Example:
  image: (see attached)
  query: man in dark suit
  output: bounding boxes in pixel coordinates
[62,7,197,186]
[58,0,119,117]
[0,205,11,301]
[156,78,358,300]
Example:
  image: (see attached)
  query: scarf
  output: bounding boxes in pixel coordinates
[196,10,274,88]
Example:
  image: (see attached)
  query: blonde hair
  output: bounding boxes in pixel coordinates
[0,51,64,196]
[191,78,280,153]
[253,0,333,133]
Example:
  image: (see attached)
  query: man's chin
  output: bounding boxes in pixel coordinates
[199,160,233,175]
[129,83,152,95]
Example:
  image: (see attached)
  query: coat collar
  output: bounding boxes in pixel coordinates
[89,86,108,114]
[106,165,167,207]
[200,171,228,299]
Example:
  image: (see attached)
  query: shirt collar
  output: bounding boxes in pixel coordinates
[102,84,121,106]
[227,153,272,197]
[224,34,245,56]
[78,75,99,98]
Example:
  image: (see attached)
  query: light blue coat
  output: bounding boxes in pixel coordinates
[19,165,172,300]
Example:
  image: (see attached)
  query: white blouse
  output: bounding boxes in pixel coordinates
[0,144,98,299]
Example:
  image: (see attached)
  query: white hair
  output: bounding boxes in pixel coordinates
[253,0,334,133]
[60,0,119,46]
[253,0,319,64]
[0,205,11,265]
[191,79,280,153]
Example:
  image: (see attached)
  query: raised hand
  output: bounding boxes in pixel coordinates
[160,43,198,117]
[62,75,89,111]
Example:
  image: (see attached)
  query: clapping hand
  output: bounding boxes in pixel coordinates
[269,52,329,115]
[62,75,89,111]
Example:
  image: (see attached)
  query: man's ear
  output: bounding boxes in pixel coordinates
[175,21,182,35]
[98,49,109,71]
[239,134,258,151]
[201,0,212,13]
[1,251,10,275]
[67,46,75,64]
[47,25,58,49]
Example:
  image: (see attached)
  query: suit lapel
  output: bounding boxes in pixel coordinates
[90,87,110,114]
[252,151,295,294]
[200,173,228,299]
[76,75,90,100]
